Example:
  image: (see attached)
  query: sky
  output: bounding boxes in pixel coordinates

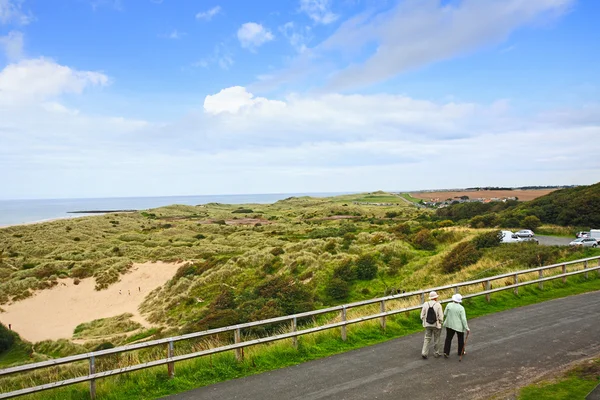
[0,0,599,200]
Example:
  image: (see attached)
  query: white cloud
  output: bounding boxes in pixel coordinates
[237,22,274,50]
[0,57,109,104]
[280,22,311,53]
[204,86,286,115]
[2,83,599,199]
[193,42,233,70]
[160,29,184,39]
[262,0,574,91]
[0,0,32,25]
[299,0,338,24]
[0,30,23,60]
[196,6,221,21]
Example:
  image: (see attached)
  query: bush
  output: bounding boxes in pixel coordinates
[472,230,502,250]
[354,254,378,280]
[522,215,542,231]
[270,247,285,256]
[438,220,454,227]
[385,211,399,218]
[0,323,15,352]
[333,259,355,281]
[232,208,254,214]
[325,277,350,300]
[441,242,481,273]
[411,229,436,251]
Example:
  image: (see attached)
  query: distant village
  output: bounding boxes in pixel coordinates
[421,196,518,209]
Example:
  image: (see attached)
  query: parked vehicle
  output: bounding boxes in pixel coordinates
[576,231,590,238]
[569,238,598,247]
[516,229,534,238]
[590,230,600,241]
[501,230,523,243]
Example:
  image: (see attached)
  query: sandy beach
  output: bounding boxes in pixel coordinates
[0,261,183,343]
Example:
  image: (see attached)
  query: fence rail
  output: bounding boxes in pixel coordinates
[1,255,599,399]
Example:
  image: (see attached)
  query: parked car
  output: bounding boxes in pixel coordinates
[569,238,598,247]
[501,230,523,243]
[516,229,534,238]
[576,231,590,238]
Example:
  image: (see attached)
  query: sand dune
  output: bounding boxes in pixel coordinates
[0,261,183,343]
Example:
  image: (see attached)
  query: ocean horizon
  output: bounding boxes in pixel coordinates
[0,192,353,227]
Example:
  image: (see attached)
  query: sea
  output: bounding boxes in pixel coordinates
[0,192,347,227]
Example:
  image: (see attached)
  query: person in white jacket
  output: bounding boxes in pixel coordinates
[420,291,444,359]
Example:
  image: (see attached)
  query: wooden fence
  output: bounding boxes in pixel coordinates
[1,255,599,399]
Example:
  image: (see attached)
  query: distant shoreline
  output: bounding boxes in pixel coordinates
[67,210,138,214]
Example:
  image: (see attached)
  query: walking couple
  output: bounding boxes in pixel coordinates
[420,291,470,359]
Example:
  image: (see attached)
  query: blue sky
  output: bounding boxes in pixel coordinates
[0,0,599,199]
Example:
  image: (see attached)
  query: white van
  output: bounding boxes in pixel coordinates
[500,230,523,243]
[590,229,600,241]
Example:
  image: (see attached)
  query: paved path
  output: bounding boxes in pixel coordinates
[536,235,573,246]
[166,291,600,400]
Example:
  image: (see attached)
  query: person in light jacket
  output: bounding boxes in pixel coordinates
[443,293,470,358]
[420,291,444,359]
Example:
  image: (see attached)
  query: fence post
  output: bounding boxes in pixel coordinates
[167,340,175,378]
[291,317,298,349]
[513,274,518,295]
[341,307,347,341]
[420,292,425,304]
[89,355,96,400]
[485,280,491,303]
[584,260,588,279]
[454,285,459,294]
[234,328,243,361]
[380,300,386,331]
[562,264,567,283]
[539,270,544,290]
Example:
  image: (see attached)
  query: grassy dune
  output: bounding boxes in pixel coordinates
[1,191,600,398]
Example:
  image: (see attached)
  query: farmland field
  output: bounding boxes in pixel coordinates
[409,189,557,202]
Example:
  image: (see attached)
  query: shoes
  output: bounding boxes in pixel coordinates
[443,354,449,359]
[434,354,440,358]
[422,355,428,359]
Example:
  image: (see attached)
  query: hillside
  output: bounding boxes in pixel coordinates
[512,182,600,227]
[434,182,600,230]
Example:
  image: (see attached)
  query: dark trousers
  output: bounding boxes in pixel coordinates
[443,327,464,356]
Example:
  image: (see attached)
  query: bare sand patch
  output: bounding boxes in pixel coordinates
[0,261,184,343]
[409,189,557,202]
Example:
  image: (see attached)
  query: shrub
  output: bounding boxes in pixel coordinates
[411,229,436,251]
[438,220,454,227]
[270,247,285,256]
[0,323,14,352]
[354,254,378,280]
[324,241,336,253]
[441,242,481,273]
[385,211,399,218]
[325,277,350,300]
[333,259,356,281]
[472,230,502,250]
[522,215,542,231]
[232,208,254,214]
[93,342,115,351]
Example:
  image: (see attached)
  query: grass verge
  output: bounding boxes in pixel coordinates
[6,273,600,400]
[517,358,600,400]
